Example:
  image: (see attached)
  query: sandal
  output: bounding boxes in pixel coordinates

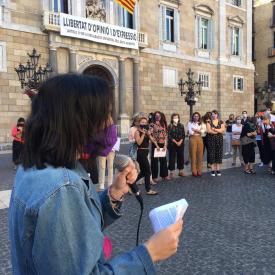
[146,189,158,195]
[250,169,256,174]
[162,176,171,181]
[178,171,186,177]
[244,170,251,174]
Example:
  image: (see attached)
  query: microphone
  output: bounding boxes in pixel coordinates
[114,154,143,246]
[114,154,142,200]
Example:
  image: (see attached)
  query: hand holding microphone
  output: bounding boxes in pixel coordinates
[109,155,139,201]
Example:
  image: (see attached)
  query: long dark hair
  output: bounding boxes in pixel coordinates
[191,112,201,124]
[170,113,180,124]
[22,74,113,169]
[154,111,167,129]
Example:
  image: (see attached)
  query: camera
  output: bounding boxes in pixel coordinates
[140,124,149,131]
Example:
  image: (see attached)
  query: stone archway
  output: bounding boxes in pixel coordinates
[79,61,118,120]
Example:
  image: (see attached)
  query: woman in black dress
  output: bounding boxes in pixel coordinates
[206,110,225,176]
[240,117,257,174]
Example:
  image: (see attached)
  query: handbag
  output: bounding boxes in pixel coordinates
[231,139,240,146]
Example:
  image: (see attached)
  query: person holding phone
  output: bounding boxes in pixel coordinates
[9,74,183,275]
[134,116,159,195]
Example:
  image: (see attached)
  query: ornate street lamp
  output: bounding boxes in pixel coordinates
[256,81,275,110]
[178,68,203,119]
[15,48,53,99]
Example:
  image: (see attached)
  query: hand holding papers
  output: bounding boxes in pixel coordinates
[149,199,188,233]
[154,148,167,158]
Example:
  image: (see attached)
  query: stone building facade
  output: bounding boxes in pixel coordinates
[0,0,254,143]
[253,0,275,111]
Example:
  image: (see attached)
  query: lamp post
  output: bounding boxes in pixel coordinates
[256,81,275,110]
[15,48,53,99]
[178,68,203,119]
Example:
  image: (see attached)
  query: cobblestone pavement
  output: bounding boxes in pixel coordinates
[1,153,275,275]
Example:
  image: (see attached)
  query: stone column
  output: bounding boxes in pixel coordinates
[119,57,126,114]
[69,49,77,73]
[133,59,140,114]
[49,47,58,74]
[118,57,129,138]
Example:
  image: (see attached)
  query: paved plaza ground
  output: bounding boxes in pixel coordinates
[1,151,275,275]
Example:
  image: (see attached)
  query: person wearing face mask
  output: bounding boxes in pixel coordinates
[231,116,244,166]
[255,113,265,167]
[134,117,159,195]
[188,112,204,177]
[240,116,257,174]
[168,113,186,178]
[241,111,248,125]
[206,110,225,176]
[202,112,212,168]
[262,116,273,171]
[225,114,235,156]
[150,111,170,181]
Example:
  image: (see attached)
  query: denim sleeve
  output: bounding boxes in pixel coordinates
[99,189,121,228]
[32,185,156,275]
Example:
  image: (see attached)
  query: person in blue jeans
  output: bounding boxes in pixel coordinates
[8,74,183,275]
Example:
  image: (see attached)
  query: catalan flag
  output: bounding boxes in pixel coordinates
[115,0,136,14]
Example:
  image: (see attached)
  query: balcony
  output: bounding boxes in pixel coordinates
[42,11,148,48]
[268,47,275,57]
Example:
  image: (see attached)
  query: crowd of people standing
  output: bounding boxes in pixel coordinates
[126,108,275,195]
[11,108,275,197]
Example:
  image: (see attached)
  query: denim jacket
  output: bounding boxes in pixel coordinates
[9,162,156,275]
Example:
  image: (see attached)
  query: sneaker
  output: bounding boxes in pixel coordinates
[146,189,158,195]
[258,162,264,167]
[216,171,221,176]
[225,152,229,156]
[211,171,216,177]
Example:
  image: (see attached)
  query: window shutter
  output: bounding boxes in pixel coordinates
[160,5,166,41]
[174,9,180,44]
[207,20,214,51]
[196,16,201,49]
[231,27,234,55]
[239,28,242,57]
[273,5,275,26]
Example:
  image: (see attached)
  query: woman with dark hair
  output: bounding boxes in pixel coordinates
[150,111,170,181]
[134,116,159,195]
[240,116,257,174]
[188,112,204,177]
[206,110,225,176]
[9,74,183,275]
[168,113,185,178]
[202,112,211,168]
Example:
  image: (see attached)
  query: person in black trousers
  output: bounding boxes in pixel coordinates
[168,113,185,178]
[240,117,257,174]
[134,116,159,195]
[150,112,170,182]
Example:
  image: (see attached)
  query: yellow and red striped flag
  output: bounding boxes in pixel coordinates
[115,0,137,14]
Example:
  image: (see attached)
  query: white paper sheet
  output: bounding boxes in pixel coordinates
[149,199,188,233]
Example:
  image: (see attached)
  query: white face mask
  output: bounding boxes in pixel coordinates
[173,118,179,124]
[257,118,261,123]
[237,120,241,124]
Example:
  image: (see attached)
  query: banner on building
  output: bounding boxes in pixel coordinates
[114,0,136,14]
[60,13,138,50]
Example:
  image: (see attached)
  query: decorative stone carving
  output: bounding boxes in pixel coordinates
[86,0,106,22]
